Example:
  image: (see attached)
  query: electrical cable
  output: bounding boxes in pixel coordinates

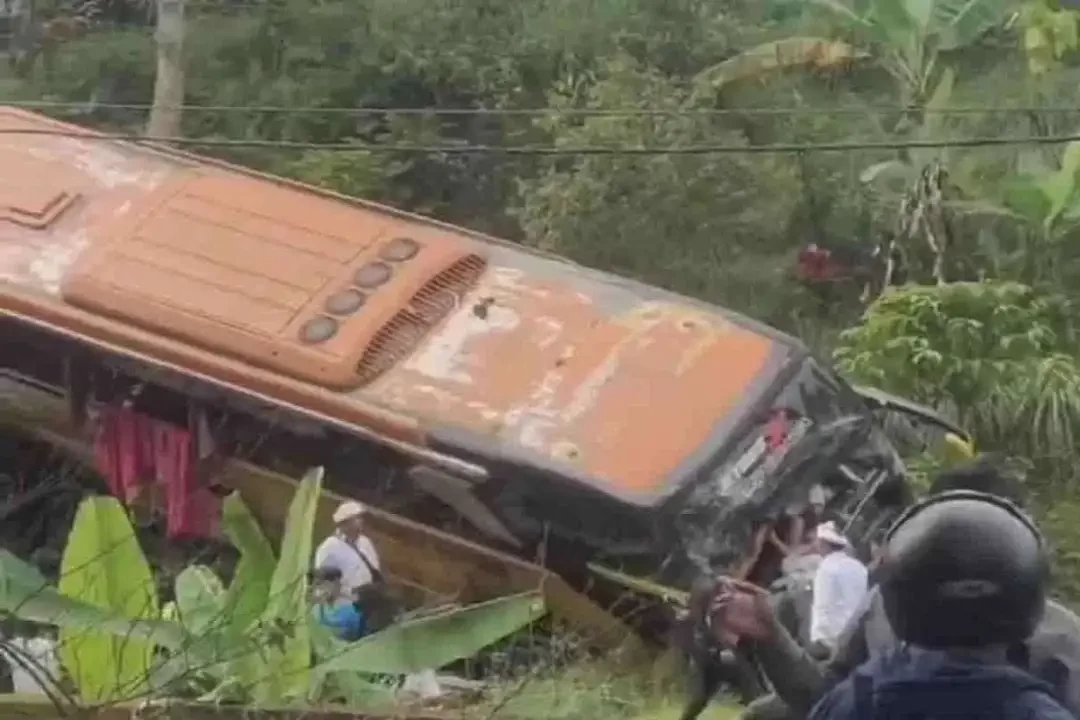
[2,126,1080,154]
[5,98,1080,118]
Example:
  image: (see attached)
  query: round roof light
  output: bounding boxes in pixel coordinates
[379,237,421,262]
[354,261,392,289]
[299,316,339,344]
[325,289,366,316]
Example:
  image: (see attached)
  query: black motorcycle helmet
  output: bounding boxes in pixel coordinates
[879,489,1048,649]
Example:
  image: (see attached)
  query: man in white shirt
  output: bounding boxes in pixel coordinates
[809,521,868,657]
[313,500,382,603]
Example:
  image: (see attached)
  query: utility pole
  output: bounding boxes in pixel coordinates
[146,0,184,139]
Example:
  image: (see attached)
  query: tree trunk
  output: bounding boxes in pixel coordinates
[146,0,184,139]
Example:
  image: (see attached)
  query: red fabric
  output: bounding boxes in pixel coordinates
[93,407,154,502]
[154,422,219,539]
[764,410,791,452]
[93,407,220,540]
[796,246,838,282]
[93,412,121,497]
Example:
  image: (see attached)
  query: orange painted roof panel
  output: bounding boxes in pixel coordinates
[0,106,797,504]
[62,173,489,389]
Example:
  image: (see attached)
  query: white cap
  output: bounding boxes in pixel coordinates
[332,500,366,523]
[816,521,849,548]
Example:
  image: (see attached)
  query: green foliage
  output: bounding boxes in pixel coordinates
[174,565,226,636]
[0,550,183,647]
[57,496,159,703]
[1004,142,1080,236]
[1020,0,1080,75]
[514,55,803,324]
[811,0,1008,103]
[218,491,276,642]
[477,659,737,720]
[313,593,547,677]
[860,67,956,190]
[835,281,1080,465]
[0,470,548,709]
[1038,493,1080,606]
[25,29,156,121]
[251,466,322,704]
[283,149,410,206]
[9,0,1080,609]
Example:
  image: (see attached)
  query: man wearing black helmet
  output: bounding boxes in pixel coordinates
[808,490,1072,720]
[708,457,1080,720]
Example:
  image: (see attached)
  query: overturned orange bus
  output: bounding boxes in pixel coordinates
[0,107,966,590]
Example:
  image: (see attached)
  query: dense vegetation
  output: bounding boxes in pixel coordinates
[5,0,1080,600]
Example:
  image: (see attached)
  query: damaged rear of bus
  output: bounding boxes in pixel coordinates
[0,107,963,595]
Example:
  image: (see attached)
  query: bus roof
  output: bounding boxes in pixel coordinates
[0,107,803,506]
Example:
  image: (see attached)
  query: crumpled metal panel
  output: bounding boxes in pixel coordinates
[667,357,906,583]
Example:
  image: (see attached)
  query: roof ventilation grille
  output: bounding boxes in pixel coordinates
[356,253,487,386]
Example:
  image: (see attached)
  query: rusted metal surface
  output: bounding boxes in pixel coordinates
[0,106,792,507]
[366,265,780,501]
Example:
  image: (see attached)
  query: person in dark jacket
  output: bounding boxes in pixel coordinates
[722,457,1080,720]
[809,490,1071,720]
[811,643,1072,720]
[676,575,768,720]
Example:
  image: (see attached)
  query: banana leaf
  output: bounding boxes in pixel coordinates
[936,0,1009,51]
[249,466,324,704]
[1042,140,1080,232]
[312,591,547,678]
[57,496,160,703]
[307,621,398,708]
[697,37,867,90]
[0,550,184,647]
[174,565,226,637]
[219,491,276,638]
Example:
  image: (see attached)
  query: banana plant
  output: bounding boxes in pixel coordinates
[55,495,162,703]
[1002,141,1080,239]
[693,37,867,97]
[859,66,957,193]
[812,0,1007,106]
[0,467,547,708]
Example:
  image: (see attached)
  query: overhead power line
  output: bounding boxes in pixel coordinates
[6,99,1080,118]
[3,127,1080,154]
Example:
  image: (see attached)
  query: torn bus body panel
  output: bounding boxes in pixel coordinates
[1,106,921,600]
[671,358,908,581]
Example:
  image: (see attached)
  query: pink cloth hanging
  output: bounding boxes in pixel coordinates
[93,406,155,503]
[93,406,221,540]
[153,421,220,539]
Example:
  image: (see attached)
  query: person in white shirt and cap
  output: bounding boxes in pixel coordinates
[313,500,382,604]
[808,521,868,658]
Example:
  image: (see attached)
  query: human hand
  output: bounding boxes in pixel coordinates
[707,577,776,644]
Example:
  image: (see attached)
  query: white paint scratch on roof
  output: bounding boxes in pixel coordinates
[28,229,89,294]
[405,285,521,384]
